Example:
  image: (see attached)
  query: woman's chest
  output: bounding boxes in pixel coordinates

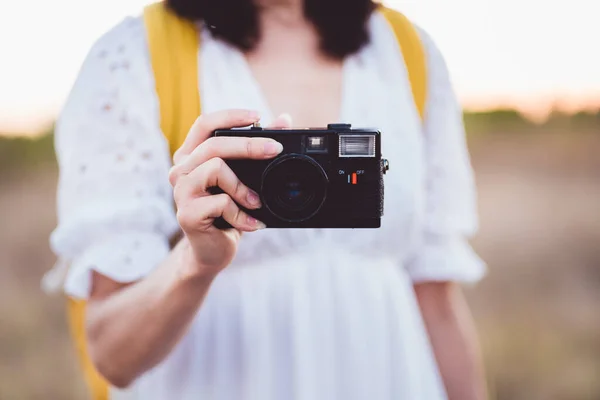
[245,55,344,127]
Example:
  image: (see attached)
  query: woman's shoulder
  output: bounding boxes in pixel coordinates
[64,14,156,113]
[57,14,161,151]
[368,9,442,65]
[84,15,150,72]
[367,9,454,114]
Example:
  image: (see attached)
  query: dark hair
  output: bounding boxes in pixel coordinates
[166,0,376,59]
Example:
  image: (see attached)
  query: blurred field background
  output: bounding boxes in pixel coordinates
[1,109,598,399]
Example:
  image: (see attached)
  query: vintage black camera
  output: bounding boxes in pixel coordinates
[211,123,389,229]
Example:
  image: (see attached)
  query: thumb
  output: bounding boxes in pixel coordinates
[268,113,293,129]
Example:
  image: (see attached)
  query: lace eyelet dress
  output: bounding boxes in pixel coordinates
[46,10,486,400]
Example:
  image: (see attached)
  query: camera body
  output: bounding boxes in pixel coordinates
[212,123,389,229]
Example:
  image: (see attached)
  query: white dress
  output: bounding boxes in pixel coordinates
[47,9,485,400]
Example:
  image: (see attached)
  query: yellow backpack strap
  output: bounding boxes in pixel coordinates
[380,7,428,121]
[67,298,109,399]
[143,2,201,156]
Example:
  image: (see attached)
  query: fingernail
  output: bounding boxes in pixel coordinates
[247,110,260,120]
[247,190,261,207]
[247,216,267,229]
[264,141,283,156]
[279,113,292,125]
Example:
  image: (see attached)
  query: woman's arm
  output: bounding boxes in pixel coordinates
[415,282,488,400]
[85,111,290,388]
[404,24,488,400]
[50,23,283,390]
[86,239,214,389]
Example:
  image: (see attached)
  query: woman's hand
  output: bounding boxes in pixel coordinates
[168,109,291,278]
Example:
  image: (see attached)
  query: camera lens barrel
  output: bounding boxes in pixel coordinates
[261,154,329,223]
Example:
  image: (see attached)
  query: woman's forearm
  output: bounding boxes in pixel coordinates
[85,239,215,388]
[415,282,488,400]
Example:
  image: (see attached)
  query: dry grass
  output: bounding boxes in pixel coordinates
[468,131,600,400]
[1,129,599,399]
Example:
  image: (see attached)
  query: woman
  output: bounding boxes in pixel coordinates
[49,0,488,398]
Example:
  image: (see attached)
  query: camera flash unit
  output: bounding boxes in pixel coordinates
[339,135,376,158]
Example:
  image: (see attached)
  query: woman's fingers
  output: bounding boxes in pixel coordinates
[170,110,291,235]
[178,194,265,233]
[174,109,261,165]
[169,136,283,185]
[268,113,293,129]
[173,157,261,211]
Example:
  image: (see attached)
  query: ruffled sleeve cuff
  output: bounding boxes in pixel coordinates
[404,237,487,284]
[62,231,171,299]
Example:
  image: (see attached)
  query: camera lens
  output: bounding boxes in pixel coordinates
[278,179,312,210]
[261,155,328,222]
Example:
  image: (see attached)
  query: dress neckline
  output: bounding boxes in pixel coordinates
[201,27,358,126]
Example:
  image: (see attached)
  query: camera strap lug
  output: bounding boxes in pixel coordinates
[382,159,390,174]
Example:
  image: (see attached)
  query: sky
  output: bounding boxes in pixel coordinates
[0,0,598,133]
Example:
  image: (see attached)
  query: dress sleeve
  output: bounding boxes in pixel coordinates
[48,17,180,299]
[404,28,486,284]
